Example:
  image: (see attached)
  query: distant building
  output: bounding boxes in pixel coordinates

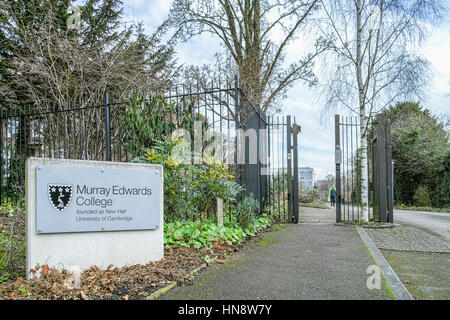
[299,167,314,193]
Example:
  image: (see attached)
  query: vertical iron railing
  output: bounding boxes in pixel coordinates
[335,115,364,222]
[335,114,393,223]
[292,121,300,223]
[286,116,293,222]
[335,115,342,222]
[266,114,300,223]
[1,77,299,223]
[104,93,112,161]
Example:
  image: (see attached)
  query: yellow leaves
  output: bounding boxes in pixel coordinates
[205,162,235,180]
[165,157,178,168]
[144,149,163,161]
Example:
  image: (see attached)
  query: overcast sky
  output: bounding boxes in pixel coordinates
[122,0,449,180]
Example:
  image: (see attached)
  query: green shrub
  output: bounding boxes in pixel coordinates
[431,150,450,208]
[0,205,26,283]
[236,194,260,229]
[121,91,198,157]
[413,185,432,207]
[135,138,243,223]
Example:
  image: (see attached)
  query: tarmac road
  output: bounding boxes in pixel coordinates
[394,209,450,242]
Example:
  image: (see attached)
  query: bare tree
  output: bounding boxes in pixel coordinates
[317,0,444,221]
[1,3,176,109]
[168,0,331,113]
[0,3,177,163]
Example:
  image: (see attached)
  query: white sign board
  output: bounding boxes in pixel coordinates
[26,158,164,278]
[35,165,160,233]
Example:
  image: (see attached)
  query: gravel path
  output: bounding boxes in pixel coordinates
[365,225,450,253]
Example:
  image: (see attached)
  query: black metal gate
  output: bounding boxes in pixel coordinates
[370,114,393,223]
[232,78,300,222]
[334,114,393,223]
[266,115,300,223]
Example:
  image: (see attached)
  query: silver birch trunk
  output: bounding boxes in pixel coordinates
[356,0,369,222]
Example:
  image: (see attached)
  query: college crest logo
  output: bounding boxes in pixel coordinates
[48,184,73,212]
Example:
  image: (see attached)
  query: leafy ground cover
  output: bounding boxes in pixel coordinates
[165,215,271,249]
[0,209,273,300]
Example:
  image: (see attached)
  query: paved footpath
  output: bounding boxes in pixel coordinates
[162,207,393,300]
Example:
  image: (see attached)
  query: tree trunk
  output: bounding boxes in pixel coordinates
[359,113,369,222]
[356,0,369,222]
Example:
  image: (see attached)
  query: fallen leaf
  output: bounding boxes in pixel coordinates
[14,278,23,289]
[80,291,88,300]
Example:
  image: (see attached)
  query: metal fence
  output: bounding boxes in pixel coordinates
[0,95,132,202]
[334,115,365,222]
[334,114,393,223]
[267,115,300,223]
[0,76,300,222]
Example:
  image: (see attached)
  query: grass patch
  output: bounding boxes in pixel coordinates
[338,220,394,228]
[381,249,450,300]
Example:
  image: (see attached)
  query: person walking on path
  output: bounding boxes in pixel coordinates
[329,185,336,207]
